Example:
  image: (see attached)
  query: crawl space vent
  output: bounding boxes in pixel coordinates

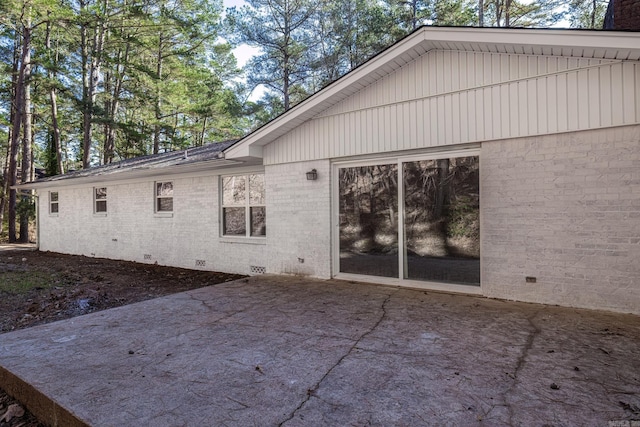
[250,265,266,275]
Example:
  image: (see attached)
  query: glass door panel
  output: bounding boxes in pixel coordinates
[339,164,398,278]
[403,156,480,285]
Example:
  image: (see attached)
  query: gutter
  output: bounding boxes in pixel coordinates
[13,158,245,190]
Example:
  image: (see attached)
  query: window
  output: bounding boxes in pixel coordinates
[222,173,265,237]
[337,151,480,286]
[49,192,59,214]
[94,187,107,213]
[155,181,173,212]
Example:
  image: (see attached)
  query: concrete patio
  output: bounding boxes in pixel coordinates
[1,275,639,426]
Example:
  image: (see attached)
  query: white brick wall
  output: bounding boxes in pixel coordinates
[265,160,332,278]
[36,124,640,314]
[37,173,266,276]
[481,125,640,314]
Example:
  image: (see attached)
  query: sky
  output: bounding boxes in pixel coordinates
[222,0,264,101]
[222,0,259,68]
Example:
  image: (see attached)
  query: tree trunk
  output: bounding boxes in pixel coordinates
[494,0,503,26]
[9,23,29,242]
[283,60,290,110]
[46,20,64,174]
[199,116,207,146]
[505,0,512,27]
[81,0,107,168]
[19,22,33,243]
[80,1,91,168]
[0,33,20,236]
[103,39,128,163]
[433,158,451,255]
[479,0,484,26]
[50,81,63,174]
[282,8,291,111]
[153,35,163,154]
[411,0,418,30]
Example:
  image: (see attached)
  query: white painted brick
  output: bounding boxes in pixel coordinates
[481,125,640,314]
[265,160,331,278]
[37,173,265,276]
[36,124,640,315]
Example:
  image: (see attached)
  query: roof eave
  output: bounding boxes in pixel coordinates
[14,158,244,190]
[224,26,640,160]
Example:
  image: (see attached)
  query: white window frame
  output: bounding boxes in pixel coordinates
[154,181,174,213]
[331,146,482,295]
[49,191,59,215]
[94,187,107,214]
[220,173,266,238]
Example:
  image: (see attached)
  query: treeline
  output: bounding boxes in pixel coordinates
[0,0,607,241]
[229,0,607,115]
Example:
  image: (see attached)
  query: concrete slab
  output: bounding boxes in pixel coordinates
[1,275,639,426]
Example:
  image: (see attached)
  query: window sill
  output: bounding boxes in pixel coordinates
[154,212,174,218]
[220,236,266,245]
[93,213,107,217]
[49,213,59,217]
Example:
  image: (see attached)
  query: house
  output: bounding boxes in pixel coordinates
[18,27,640,315]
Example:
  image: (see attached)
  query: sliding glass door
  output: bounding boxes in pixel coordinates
[402,157,480,285]
[339,164,398,278]
[336,151,480,287]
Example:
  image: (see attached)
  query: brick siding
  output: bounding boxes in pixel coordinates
[38,173,266,276]
[265,160,332,278]
[38,125,640,314]
[481,125,640,314]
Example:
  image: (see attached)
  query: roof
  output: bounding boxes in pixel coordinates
[224,25,640,160]
[17,140,241,189]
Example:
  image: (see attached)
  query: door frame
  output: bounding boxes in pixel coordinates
[331,147,482,294]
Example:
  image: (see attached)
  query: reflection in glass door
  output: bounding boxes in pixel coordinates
[403,157,480,285]
[339,164,398,278]
[337,154,480,286]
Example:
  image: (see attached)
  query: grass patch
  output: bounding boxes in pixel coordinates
[0,271,55,294]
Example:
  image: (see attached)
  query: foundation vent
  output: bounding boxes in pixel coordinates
[250,265,266,275]
[195,260,206,267]
[143,254,152,260]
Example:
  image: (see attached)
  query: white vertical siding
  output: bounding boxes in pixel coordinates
[264,50,640,165]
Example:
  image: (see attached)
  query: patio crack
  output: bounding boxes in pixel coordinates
[278,290,396,427]
[503,309,542,425]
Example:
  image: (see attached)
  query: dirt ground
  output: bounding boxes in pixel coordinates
[0,249,245,427]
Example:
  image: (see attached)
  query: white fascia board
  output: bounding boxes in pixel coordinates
[224,27,640,160]
[420,26,640,52]
[225,143,263,160]
[14,159,243,190]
